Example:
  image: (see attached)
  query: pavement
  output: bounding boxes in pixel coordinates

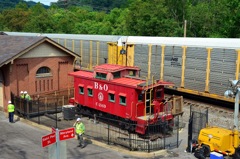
[0,110,163,159]
[0,109,198,159]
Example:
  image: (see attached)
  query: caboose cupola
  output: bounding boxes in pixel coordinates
[93,64,140,81]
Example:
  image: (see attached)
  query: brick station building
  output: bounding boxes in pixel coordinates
[0,34,80,112]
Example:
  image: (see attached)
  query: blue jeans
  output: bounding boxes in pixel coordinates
[9,112,14,123]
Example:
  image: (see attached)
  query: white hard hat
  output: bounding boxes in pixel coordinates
[24,91,27,94]
[20,91,23,94]
[8,101,11,104]
[77,118,81,121]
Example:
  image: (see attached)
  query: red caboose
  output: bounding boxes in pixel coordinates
[69,64,183,135]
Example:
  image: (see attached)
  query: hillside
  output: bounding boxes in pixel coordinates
[0,0,49,12]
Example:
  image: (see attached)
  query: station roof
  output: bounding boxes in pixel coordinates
[0,35,80,67]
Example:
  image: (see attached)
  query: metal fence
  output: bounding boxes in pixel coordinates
[186,105,208,152]
[12,93,182,153]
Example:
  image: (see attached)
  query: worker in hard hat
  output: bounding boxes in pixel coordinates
[7,101,15,123]
[20,91,24,99]
[73,118,85,148]
[24,91,31,101]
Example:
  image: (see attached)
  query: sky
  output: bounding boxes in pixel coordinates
[25,0,58,6]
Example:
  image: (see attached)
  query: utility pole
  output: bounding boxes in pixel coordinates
[184,20,187,37]
[224,80,240,130]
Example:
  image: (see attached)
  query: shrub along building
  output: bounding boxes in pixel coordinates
[0,34,80,112]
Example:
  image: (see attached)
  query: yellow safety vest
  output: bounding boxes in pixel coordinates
[25,94,31,100]
[8,104,15,113]
[75,122,85,135]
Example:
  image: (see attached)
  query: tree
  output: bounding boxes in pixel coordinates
[125,0,180,36]
[24,3,54,33]
[1,2,30,31]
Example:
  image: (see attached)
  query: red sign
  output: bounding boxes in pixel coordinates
[42,133,56,148]
[59,127,75,141]
[52,127,56,133]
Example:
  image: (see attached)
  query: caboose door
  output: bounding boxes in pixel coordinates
[145,89,154,115]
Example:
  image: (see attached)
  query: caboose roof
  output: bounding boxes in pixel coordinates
[94,64,140,73]
[69,70,173,89]
[69,70,93,78]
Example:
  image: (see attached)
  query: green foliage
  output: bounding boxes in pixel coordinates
[125,0,181,36]
[0,0,240,37]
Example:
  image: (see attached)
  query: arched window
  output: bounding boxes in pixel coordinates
[36,67,52,78]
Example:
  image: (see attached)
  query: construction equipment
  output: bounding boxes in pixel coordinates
[192,80,240,159]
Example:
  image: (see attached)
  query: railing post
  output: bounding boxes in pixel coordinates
[38,96,40,124]
[44,97,47,112]
[177,115,179,148]
[129,132,132,151]
[55,98,58,129]
[94,114,97,124]
[108,119,110,145]
[27,101,29,119]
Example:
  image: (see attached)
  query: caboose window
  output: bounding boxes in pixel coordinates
[113,71,120,78]
[108,93,115,102]
[156,91,161,98]
[120,96,126,105]
[88,88,93,96]
[138,94,143,101]
[129,70,136,76]
[79,86,84,94]
[96,72,107,80]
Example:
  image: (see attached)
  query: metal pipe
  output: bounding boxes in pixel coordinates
[234,90,239,129]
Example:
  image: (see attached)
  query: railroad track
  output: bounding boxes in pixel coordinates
[169,94,237,130]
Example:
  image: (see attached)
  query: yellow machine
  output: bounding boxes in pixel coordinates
[194,80,240,159]
[197,127,239,156]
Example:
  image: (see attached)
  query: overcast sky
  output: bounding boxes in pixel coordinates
[25,0,58,6]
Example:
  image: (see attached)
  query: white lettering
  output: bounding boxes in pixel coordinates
[94,82,108,91]
[94,82,98,89]
[103,84,108,91]
[99,84,103,90]
[98,103,106,109]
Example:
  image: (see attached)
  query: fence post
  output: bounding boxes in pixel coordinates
[186,105,193,153]
[147,124,150,153]
[107,119,110,145]
[94,114,97,124]
[38,96,40,124]
[44,97,47,112]
[55,99,58,129]
[177,116,179,148]
[129,132,132,151]
[27,101,29,119]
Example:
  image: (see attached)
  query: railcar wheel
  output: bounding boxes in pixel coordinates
[233,147,240,159]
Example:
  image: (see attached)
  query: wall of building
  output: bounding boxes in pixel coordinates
[10,56,74,97]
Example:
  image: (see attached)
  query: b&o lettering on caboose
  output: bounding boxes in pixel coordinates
[94,82,108,91]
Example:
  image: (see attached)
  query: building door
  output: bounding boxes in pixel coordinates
[59,62,69,90]
[17,64,29,94]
